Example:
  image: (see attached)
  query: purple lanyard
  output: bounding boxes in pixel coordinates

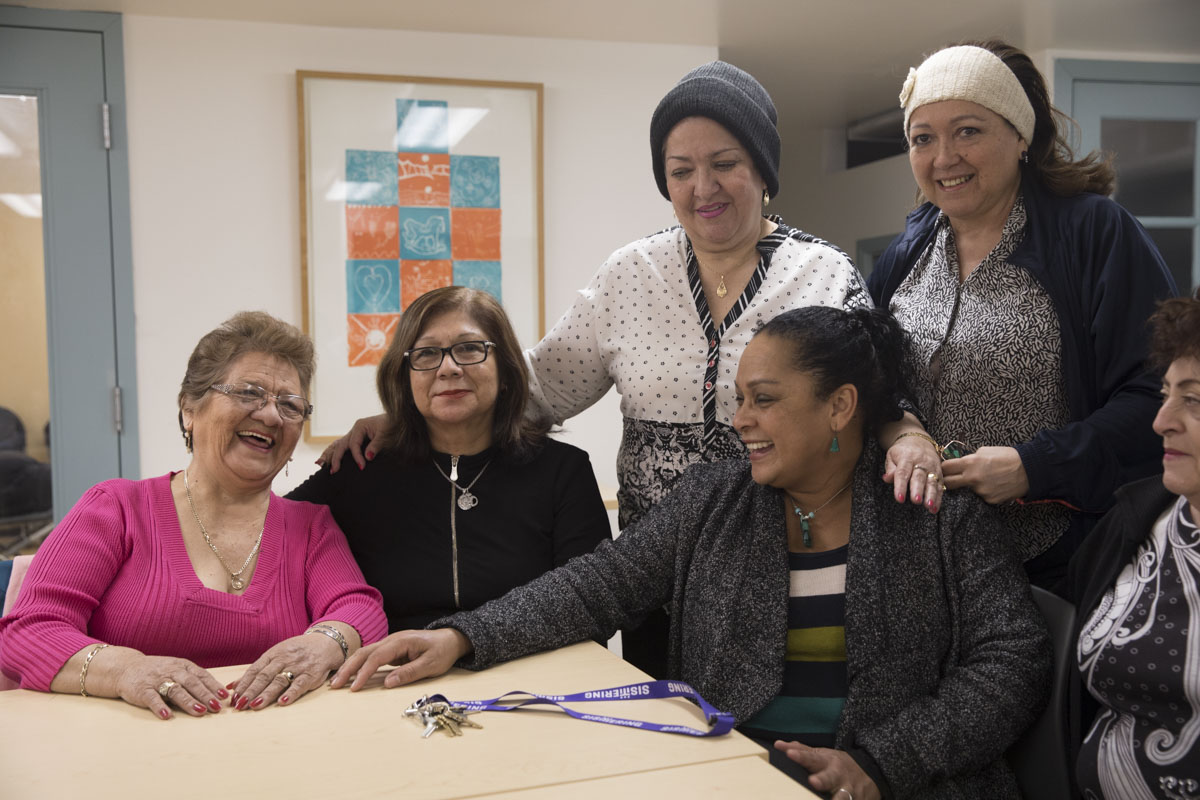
[426,679,735,737]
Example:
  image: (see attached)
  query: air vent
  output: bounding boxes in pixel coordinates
[847,108,905,168]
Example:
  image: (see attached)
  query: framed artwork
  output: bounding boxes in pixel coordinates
[297,70,544,441]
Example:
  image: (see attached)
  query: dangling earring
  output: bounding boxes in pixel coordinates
[830,432,840,453]
[183,429,193,453]
[762,189,770,208]
[1020,150,1029,165]
[286,457,292,477]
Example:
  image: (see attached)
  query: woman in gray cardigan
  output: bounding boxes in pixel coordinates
[334,306,1051,799]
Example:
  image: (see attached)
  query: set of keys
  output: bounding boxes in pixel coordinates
[404,695,484,738]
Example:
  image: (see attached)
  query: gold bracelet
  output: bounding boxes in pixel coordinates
[79,643,110,697]
[893,431,938,449]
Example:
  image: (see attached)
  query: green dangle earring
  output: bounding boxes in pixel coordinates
[830,432,839,453]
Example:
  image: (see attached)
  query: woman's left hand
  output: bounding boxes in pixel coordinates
[882,433,944,513]
[774,742,881,800]
[227,632,344,711]
[942,446,1029,504]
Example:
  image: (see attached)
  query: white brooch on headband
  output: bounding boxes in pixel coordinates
[899,67,918,108]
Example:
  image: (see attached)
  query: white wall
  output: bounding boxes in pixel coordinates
[122,15,716,497]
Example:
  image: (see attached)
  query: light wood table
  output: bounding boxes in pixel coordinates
[0,641,813,799]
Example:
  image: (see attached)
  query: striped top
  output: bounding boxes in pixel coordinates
[740,544,848,746]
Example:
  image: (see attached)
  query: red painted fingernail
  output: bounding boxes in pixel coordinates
[251,697,264,708]
[279,695,290,705]
[217,688,229,699]
[914,494,922,503]
[159,708,171,720]
[225,681,236,690]
[192,703,206,714]
[209,699,221,712]
[231,693,240,705]
[236,696,248,710]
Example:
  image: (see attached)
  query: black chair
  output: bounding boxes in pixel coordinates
[1007,586,1078,800]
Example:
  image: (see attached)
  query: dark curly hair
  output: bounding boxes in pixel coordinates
[755,306,914,435]
[1148,287,1200,372]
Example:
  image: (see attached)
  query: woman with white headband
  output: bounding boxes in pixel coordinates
[869,40,1178,589]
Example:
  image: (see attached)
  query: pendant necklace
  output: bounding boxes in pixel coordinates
[435,455,492,511]
[183,468,264,591]
[787,478,853,548]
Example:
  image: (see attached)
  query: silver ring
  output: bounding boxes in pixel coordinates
[278,671,295,686]
[156,680,178,698]
[835,790,853,800]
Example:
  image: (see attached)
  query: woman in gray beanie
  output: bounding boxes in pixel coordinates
[323,61,945,676]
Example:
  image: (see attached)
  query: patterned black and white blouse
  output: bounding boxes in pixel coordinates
[889,197,1071,560]
[1076,497,1200,799]
[527,216,868,527]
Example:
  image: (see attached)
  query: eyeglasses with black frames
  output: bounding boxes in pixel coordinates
[209,383,313,421]
[404,341,496,371]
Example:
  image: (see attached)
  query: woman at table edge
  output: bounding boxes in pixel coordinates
[333,305,1050,799]
[0,311,387,718]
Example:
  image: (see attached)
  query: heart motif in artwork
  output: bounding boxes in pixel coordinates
[355,263,392,311]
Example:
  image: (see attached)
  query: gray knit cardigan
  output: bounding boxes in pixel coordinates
[437,445,1051,798]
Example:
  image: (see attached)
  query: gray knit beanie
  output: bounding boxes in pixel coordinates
[650,61,780,200]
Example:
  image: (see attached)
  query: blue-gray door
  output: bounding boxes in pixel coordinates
[0,8,138,522]
[1058,60,1200,294]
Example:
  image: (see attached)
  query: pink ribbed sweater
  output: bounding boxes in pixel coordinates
[0,473,388,691]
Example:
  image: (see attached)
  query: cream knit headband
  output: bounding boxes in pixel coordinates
[899,45,1035,144]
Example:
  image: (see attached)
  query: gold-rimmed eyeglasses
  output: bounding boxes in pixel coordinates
[209,383,312,421]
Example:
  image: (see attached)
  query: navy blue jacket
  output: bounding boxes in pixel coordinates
[869,177,1176,540]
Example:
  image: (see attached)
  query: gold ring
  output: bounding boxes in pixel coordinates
[156,680,178,698]
[927,472,938,482]
[278,671,296,686]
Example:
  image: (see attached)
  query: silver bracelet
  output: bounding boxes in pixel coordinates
[305,625,348,662]
[79,643,110,697]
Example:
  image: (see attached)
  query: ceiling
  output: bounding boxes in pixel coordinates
[9,0,1200,133]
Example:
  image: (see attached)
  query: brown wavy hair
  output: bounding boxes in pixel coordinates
[375,286,547,463]
[913,39,1116,203]
[966,39,1115,197]
[1148,287,1200,372]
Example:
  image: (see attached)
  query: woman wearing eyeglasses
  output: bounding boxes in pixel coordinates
[288,286,611,632]
[0,312,387,718]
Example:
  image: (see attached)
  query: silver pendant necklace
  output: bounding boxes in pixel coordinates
[434,455,492,511]
[183,468,264,591]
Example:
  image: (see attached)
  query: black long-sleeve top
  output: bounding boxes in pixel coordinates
[288,438,611,632]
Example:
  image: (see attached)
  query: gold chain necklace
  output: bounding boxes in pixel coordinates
[183,468,264,591]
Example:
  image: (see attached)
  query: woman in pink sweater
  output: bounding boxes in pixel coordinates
[0,312,387,719]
